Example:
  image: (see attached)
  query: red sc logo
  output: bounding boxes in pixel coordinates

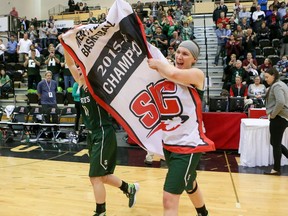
[130,79,182,130]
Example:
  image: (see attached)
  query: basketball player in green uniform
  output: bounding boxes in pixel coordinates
[63,48,139,216]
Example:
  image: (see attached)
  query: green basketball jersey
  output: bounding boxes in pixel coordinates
[80,86,113,130]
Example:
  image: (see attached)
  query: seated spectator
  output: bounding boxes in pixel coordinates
[275,55,288,75]
[257,22,270,41]
[82,3,89,12]
[98,13,106,24]
[230,75,252,107]
[0,69,11,98]
[242,52,258,75]
[230,75,248,98]
[259,57,272,79]
[248,75,266,107]
[87,12,97,24]
[144,23,153,42]
[225,59,249,91]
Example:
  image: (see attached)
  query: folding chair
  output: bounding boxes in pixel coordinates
[36,107,61,147]
[272,38,280,49]
[26,93,39,105]
[65,92,75,104]
[23,107,44,142]
[255,47,262,56]
[259,39,271,49]
[268,55,280,67]
[6,106,30,141]
[263,47,276,57]
[56,107,77,147]
[255,55,265,66]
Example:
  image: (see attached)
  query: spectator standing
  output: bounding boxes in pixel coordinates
[24,49,41,90]
[44,46,61,85]
[38,22,48,49]
[213,22,227,66]
[37,71,58,123]
[6,35,18,63]
[182,0,193,15]
[61,55,75,90]
[17,32,32,62]
[47,23,58,47]
[68,0,75,12]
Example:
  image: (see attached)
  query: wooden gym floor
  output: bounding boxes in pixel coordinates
[0,133,288,216]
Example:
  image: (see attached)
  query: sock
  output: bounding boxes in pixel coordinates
[96,203,106,214]
[196,205,208,216]
[119,181,129,194]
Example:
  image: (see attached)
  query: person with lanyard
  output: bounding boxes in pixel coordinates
[37,71,58,123]
[147,40,215,216]
[63,47,139,216]
[264,67,288,175]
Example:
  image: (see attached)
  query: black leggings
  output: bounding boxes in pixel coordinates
[269,115,288,172]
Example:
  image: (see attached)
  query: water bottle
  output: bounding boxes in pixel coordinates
[204,105,209,112]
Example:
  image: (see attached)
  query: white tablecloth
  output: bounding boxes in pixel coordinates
[239,118,288,167]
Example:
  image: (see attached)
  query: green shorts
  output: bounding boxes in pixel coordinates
[87,126,117,177]
[163,148,202,194]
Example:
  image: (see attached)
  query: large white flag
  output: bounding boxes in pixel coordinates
[61,0,215,157]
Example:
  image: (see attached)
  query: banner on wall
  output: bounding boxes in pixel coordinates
[54,20,74,29]
[0,16,9,32]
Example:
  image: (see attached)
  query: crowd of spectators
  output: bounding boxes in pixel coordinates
[213,0,288,109]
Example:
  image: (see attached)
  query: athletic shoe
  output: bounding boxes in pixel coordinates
[93,212,106,216]
[127,183,139,208]
[144,153,154,165]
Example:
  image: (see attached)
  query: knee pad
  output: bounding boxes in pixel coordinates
[186,181,198,194]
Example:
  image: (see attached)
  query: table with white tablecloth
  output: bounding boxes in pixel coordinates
[239,118,288,167]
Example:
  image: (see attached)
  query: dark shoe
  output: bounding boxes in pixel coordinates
[126,183,139,208]
[93,212,106,216]
[264,171,281,176]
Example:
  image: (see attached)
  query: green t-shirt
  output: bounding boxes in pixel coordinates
[26,57,41,76]
[46,54,61,74]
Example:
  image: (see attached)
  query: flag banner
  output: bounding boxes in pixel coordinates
[61,0,215,157]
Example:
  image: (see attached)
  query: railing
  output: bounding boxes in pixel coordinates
[48,4,68,17]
